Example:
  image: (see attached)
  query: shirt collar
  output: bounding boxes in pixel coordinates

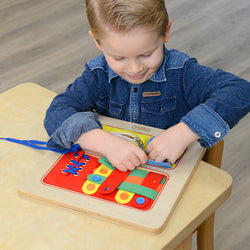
[108,68,119,83]
[107,45,169,83]
[150,45,168,82]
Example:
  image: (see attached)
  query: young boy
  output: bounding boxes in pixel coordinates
[44,0,250,172]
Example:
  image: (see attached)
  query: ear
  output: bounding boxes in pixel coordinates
[89,30,102,51]
[163,18,172,43]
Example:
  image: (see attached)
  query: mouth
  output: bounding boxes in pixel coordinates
[127,72,146,80]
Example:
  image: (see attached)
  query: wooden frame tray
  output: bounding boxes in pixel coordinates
[18,115,205,233]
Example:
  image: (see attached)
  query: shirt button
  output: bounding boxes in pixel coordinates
[214,131,221,138]
[133,88,138,93]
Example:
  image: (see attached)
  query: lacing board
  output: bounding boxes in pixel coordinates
[18,115,205,233]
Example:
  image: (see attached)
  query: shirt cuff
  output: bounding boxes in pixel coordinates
[181,104,229,147]
[47,111,102,150]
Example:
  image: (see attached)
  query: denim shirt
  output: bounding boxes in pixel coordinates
[44,46,250,150]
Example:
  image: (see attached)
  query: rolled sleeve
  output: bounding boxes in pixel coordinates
[47,111,102,150]
[181,104,229,147]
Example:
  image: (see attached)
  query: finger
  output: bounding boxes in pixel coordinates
[145,136,156,151]
[129,156,140,168]
[135,148,148,165]
[126,164,136,171]
[147,150,158,161]
[167,155,180,164]
[154,155,168,163]
[126,160,136,171]
[110,160,128,172]
[116,164,128,172]
[145,142,152,154]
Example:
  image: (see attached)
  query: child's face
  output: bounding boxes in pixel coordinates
[90,26,170,84]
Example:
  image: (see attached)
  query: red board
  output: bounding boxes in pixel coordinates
[42,150,172,211]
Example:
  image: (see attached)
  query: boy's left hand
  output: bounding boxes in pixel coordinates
[145,122,199,164]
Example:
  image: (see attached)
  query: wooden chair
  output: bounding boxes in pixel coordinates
[197,140,224,250]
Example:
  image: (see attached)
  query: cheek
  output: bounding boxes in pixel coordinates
[144,51,164,69]
[146,57,163,69]
[106,58,124,73]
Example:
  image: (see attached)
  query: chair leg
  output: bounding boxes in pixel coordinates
[174,234,192,250]
[202,140,224,169]
[197,213,215,250]
[196,140,224,249]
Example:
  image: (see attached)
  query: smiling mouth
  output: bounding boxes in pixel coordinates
[127,73,146,80]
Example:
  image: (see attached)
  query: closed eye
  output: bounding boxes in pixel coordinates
[113,56,124,61]
[140,52,152,58]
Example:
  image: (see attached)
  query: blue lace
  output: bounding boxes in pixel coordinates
[0,137,175,170]
[62,157,89,175]
[0,137,92,175]
[0,137,81,157]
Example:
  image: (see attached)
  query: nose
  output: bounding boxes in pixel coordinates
[127,59,144,75]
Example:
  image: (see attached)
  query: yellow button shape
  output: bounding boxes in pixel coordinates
[82,180,100,195]
[115,190,135,204]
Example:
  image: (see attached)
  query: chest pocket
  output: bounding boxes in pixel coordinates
[141,97,176,114]
[141,97,176,128]
[96,96,123,118]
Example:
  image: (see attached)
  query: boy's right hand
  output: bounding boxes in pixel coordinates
[75,129,147,172]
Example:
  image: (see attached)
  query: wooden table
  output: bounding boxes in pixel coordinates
[0,83,232,249]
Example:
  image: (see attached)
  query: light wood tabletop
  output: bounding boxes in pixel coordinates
[0,83,233,249]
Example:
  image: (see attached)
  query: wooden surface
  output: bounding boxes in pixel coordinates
[0,83,232,249]
[0,0,249,248]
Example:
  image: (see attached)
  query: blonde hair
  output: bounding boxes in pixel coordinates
[85,0,169,41]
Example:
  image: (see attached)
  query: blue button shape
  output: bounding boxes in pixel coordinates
[136,197,145,204]
[92,175,101,182]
